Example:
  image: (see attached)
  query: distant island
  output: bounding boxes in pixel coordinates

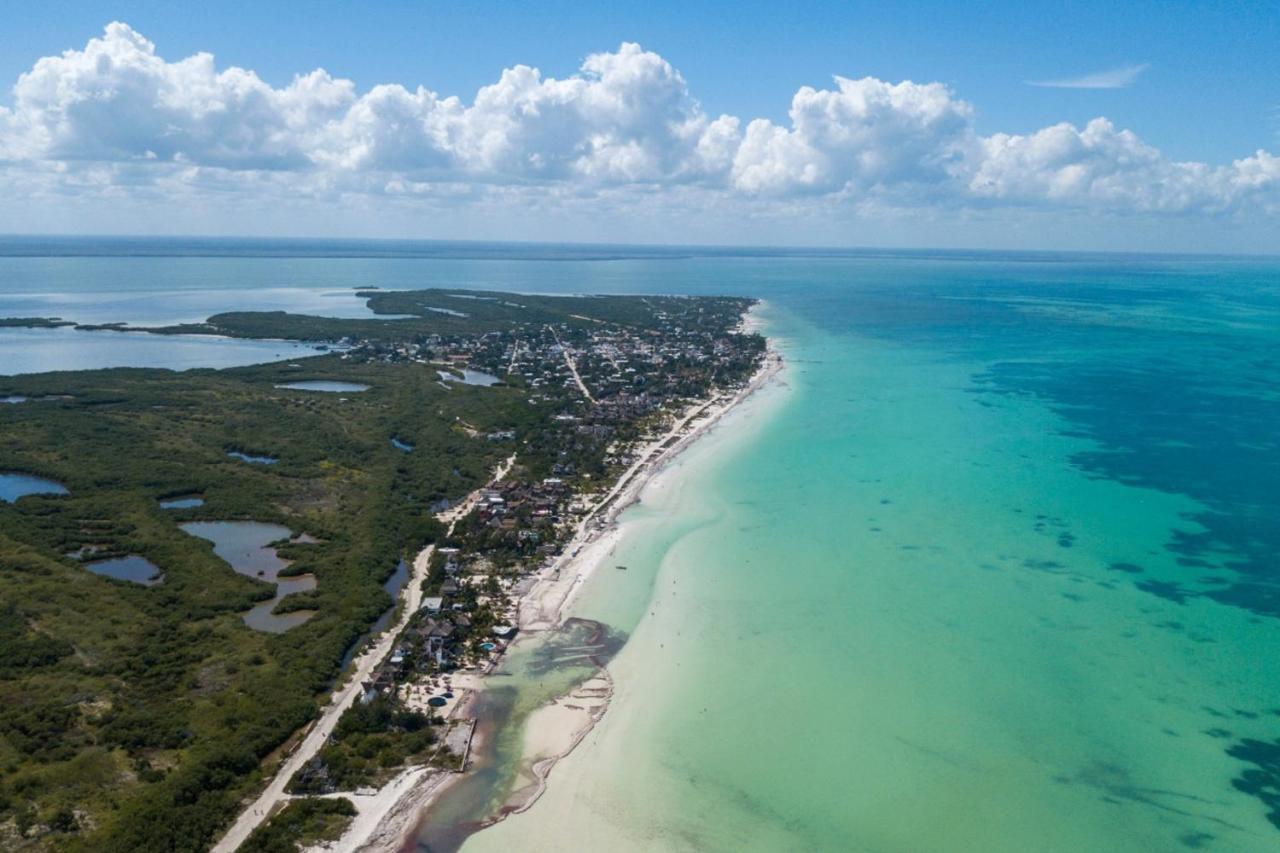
[0,289,770,851]
[0,317,75,329]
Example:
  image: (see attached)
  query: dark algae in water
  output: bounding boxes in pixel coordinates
[1227,738,1280,830]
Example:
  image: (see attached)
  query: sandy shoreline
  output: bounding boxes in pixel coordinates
[302,310,783,853]
[521,344,784,633]
[468,333,785,830]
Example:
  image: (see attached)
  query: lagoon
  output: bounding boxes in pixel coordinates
[85,555,163,586]
[0,472,68,502]
[0,325,326,376]
[274,380,370,392]
[180,521,315,633]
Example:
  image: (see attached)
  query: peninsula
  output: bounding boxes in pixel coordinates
[0,289,767,851]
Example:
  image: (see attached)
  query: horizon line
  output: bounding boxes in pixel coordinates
[0,233,1276,262]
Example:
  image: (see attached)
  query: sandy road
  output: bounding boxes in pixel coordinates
[547,325,595,404]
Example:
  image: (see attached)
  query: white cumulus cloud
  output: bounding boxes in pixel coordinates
[730,76,975,195]
[0,23,1277,227]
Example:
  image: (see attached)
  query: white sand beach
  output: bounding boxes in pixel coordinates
[241,312,781,853]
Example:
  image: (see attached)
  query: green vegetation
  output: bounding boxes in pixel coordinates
[74,288,754,343]
[0,358,534,850]
[0,288,762,850]
[287,696,437,794]
[240,797,356,853]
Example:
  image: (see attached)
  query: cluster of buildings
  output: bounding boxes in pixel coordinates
[343,303,760,414]
[347,299,763,714]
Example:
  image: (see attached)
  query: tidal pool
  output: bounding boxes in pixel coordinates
[0,472,68,502]
[180,520,315,632]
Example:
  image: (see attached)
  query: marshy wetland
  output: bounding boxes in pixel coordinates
[0,351,546,850]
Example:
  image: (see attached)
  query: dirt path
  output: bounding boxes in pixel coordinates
[547,325,595,404]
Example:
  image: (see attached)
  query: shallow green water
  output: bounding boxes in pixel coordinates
[456,265,1280,852]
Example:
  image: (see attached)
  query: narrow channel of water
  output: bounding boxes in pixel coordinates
[159,495,204,509]
[414,619,625,852]
[226,451,278,465]
[339,558,412,670]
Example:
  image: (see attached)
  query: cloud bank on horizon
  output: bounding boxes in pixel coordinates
[0,23,1277,230]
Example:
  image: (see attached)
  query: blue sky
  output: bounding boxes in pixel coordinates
[0,1,1277,251]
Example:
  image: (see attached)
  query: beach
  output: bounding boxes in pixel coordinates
[287,315,782,852]
[215,460,517,853]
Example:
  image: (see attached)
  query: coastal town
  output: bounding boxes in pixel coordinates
[211,294,774,851]
[0,286,773,853]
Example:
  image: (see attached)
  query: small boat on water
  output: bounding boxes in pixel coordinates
[616,565,628,570]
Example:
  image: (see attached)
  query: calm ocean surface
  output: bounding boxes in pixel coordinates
[2,239,1277,850]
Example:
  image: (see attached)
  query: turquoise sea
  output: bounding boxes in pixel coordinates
[1,240,1277,850]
